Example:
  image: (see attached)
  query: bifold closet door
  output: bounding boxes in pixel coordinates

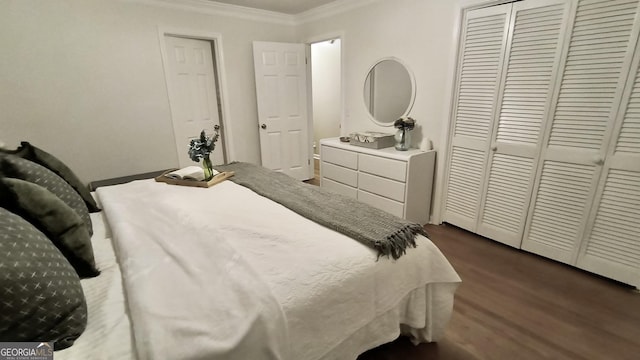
[522,0,640,265]
[443,0,570,245]
[443,4,512,232]
[576,45,640,288]
[475,0,571,247]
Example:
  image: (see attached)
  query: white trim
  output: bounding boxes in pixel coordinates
[123,0,384,26]
[434,1,468,224]
[305,31,344,45]
[305,32,347,137]
[157,26,236,163]
[125,0,295,25]
[458,0,518,8]
[305,44,315,179]
[295,0,381,25]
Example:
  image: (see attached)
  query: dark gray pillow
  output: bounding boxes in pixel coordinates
[0,207,88,350]
[0,154,92,235]
[0,142,100,213]
[0,177,99,278]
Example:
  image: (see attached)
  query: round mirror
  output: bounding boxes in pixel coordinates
[363,57,416,126]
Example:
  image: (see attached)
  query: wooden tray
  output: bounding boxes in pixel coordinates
[154,170,235,188]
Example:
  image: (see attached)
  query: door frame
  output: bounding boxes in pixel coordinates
[158,27,235,163]
[305,31,346,160]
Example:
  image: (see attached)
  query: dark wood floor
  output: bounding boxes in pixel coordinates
[357,223,640,360]
[306,161,640,359]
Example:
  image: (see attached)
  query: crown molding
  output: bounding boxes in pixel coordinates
[294,0,381,25]
[124,0,382,27]
[123,0,296,25]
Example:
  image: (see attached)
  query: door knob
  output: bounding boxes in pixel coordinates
[593,156,604,166]
[261,124,267,129]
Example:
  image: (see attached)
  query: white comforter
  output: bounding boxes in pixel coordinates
[97,179,460,360]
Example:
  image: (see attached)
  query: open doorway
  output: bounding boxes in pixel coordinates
[310,38,341,159]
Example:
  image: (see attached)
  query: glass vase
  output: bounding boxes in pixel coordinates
[394,128,411,151]
[202,155,214,181]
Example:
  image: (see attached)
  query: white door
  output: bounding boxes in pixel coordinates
[521,0,640,265]
[576,33,640,288]
[164,36,224,168]
[442,4,513,232]
[475,0,571,247]
[253,41,312,180]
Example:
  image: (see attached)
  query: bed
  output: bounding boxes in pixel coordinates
[0,146,460,360]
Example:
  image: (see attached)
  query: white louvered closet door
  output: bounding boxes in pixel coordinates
[576,39,640,288]
[475,0,572,247]
[443,4,512,232]
[521,0,640,265]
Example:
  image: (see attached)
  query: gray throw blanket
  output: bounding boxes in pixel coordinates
[215,162,427,259]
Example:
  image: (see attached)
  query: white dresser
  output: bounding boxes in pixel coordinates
[319,138,435,224]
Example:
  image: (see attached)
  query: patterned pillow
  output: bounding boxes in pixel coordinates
[0,154,92,235]
[0,208,87,350]
[0,177,99,278]
[1,142,101,212]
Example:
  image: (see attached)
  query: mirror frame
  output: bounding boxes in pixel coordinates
[363,56,417,127]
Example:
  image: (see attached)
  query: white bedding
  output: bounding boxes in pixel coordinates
[61,178,460,359]
[55,212,133,360]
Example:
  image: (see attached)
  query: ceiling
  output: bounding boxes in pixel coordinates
[209,0,338,14]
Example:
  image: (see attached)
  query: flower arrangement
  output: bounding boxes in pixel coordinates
[393,117,415,151]
[188,128,219,180]
[188,129,219,162]
[394,117,416,130]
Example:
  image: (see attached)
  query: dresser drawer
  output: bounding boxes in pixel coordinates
[358,154,407,182]
[321,162,357,187]
[322,178,357,198]
[357,190,404,218]
[358,172,406,202]
[322,145,358,170]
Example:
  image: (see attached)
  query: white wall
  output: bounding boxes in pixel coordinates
[311,39,341,154]
[298,0,462,222]
[0,0,296,183]
[1,0,466,222]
